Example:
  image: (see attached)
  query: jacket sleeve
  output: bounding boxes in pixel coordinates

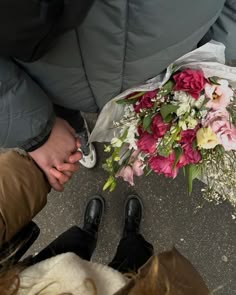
[0,58,55,151]
[0,151,50,246]
[200,0,236,65]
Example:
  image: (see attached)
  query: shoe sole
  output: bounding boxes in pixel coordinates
[79,144,97,169]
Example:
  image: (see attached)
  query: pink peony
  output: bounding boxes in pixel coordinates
[116,166,134,186]
[178,144,201,167]
[173,68,207,99]
[152,114,170,139]
[205,79,233,110]
[137,132,157,154]
[149,152,179,178]
[134,90,157,113]
[203,109,236,151]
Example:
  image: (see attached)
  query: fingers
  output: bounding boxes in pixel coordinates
[63,171,73,178]
[65,120,76,136]
[47,173,64,192]
[69,151,83,163]
[76,138,81,149]
[50,167,70,185]
[57,163,79,173]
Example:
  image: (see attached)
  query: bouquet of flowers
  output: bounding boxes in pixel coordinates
[90,42,236,207]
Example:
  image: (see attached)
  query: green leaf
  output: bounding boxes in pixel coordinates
[126,92,145,100]
[103,176,116,191]
[109,181,117,192]
[163,114,174,123]
[160,104,178,121]
[173,147,183,168]
[116,98,137,105]
[209,76,220,85]
[160,80,175,96]
[143,114,153,131]
[185,164,201,194]
[116,92,146,104]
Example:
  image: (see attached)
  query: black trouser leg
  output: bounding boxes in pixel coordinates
[54,105,84,132]
[31,226,96,265]
[108,233,154,273]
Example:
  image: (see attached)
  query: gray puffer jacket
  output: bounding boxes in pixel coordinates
[0,0,235,151]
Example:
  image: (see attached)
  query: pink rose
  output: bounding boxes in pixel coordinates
[137,132,157,154]
[152,114,170,139]
[204,109,236,151]
[205,79,233,110]
[173,68,207,99]
[149,152,179,178]
[116,166,134,186]
[134,90,157,113]
[178,144,201,167]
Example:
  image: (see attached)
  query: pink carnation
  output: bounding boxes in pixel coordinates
[178,144,201,167]
[137,132,157,154]
[179,128,198,145]
[152,114,170,139]
[173,68,207,99]
[203,109,236,151]
[205,79,233,110]
[149,152,178,178]
[134,90,157,113]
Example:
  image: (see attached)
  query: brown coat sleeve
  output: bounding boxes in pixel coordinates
[0,151,50,245]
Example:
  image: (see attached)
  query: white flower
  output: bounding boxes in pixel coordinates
[186,116,198,129]
[176,103,191,116]
[124,124,139,150]
[194,95,205,109]
[174,91,195,116]
[200,109,208,119]
[174,91,195,105]
[178,120,187,130]
[111,137,123,148]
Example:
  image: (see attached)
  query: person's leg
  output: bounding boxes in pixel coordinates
[17,30,97,176]
[17,30,98,114]
[109,233,154,273]
[32,226,96,264]
[54,104,85,133]
[31,195,104,265]
[108,195,154,273]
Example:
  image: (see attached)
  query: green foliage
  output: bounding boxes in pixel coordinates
[173,147,183,168]
[160,104,178,122]
[159,80,175,96]
[142,114,153,131]
[116,92,145,104]
[209,76,220,85]
[185,164,201,194]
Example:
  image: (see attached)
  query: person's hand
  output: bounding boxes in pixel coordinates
[29,117,82,191]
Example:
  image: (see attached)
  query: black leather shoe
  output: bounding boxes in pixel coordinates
[83,195,105,237]
[123,194,143,237]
